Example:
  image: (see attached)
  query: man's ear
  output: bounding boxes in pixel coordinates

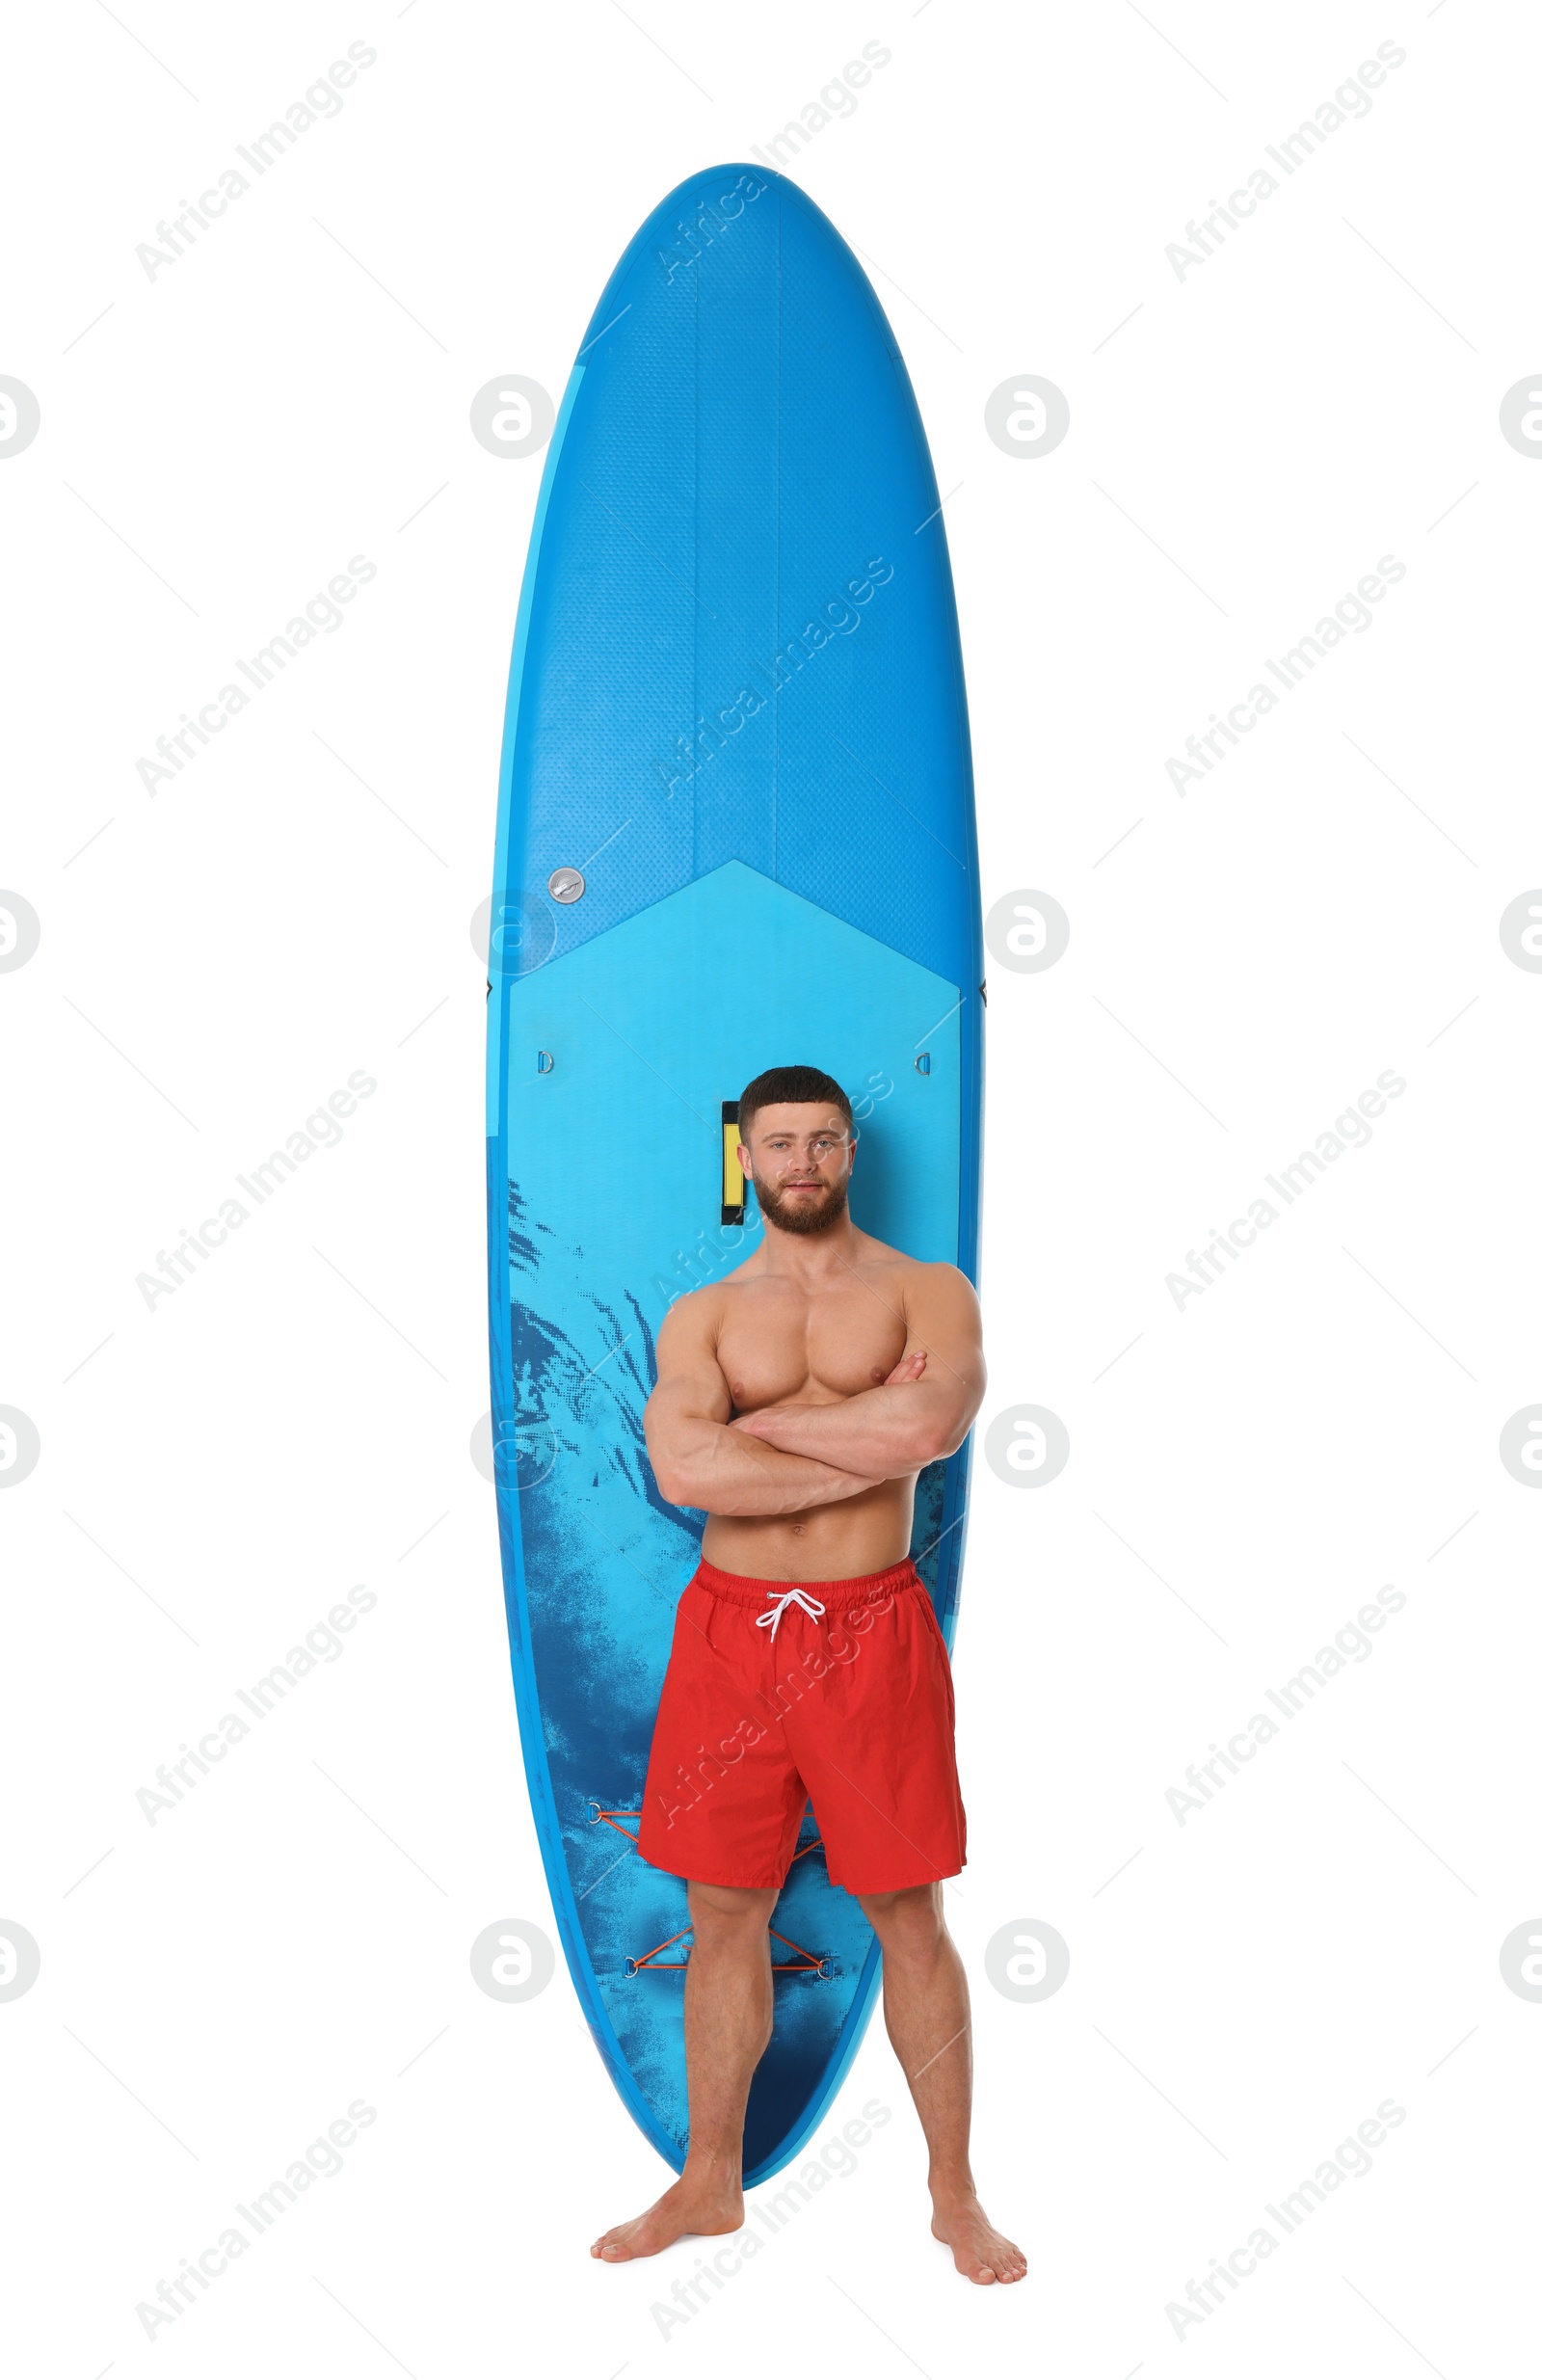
[737,1140,753,1180]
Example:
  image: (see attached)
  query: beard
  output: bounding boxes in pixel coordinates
[754,1172,851,1238]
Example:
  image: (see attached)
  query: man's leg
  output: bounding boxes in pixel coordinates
[592,1880,778,2260]
[857,1882,1025,2285]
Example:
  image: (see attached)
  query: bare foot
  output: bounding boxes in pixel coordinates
[591,2174,744,2262]
[930,2191,1026,2285]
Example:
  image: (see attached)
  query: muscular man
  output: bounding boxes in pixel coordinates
[591,1063,1024,2286]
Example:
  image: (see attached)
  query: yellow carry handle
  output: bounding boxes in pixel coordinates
[721,1101,745,1225]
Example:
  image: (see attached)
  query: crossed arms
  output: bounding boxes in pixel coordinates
[643,1266,985,1518]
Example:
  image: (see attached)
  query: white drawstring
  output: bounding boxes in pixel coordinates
[755,1587,826,1642]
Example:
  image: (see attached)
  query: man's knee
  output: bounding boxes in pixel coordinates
[687,1878,779,1929]
[857,1881,945,1939]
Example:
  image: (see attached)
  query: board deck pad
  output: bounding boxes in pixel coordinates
[487,166,982,2184]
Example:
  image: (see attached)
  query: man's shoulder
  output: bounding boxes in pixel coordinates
[856,1240,975,1297]
[656,1261,762,1339]
[883,1254,982,1334]
[659,1277,730,1331]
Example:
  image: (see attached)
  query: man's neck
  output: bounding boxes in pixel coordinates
[755,1214,864,1285]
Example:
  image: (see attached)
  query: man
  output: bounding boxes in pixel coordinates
[591,1064,1024,2286]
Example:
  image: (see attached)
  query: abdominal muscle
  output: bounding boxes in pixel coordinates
[702,1473,917,1585]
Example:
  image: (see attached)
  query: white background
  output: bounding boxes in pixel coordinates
[6,1,1539,2372]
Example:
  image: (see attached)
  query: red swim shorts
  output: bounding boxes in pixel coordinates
[636,1555,967,1895]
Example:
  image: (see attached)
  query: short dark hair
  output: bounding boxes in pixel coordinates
[737,1065,853,1137]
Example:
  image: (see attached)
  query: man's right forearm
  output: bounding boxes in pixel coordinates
[653,1423,878,1516]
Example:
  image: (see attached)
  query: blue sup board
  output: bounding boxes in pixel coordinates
[486,165,982,2185]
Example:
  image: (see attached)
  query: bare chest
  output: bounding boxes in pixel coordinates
[716,1279,907,1411]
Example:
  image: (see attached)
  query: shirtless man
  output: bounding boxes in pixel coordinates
[591,1063,1024,2286]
